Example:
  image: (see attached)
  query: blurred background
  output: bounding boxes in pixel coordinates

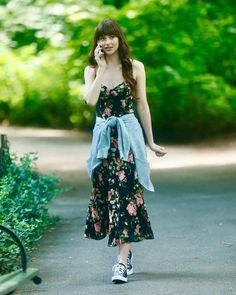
[1,0,236,143]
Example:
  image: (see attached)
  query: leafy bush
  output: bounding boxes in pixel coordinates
[0,145,62,275]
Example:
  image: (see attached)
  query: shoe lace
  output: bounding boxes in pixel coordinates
[112,263,126,275]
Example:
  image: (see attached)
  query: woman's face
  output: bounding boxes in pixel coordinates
[98,34,119,56]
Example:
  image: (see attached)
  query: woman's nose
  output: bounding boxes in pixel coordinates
[104,37,111,44]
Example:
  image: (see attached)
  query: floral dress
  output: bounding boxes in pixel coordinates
[84,81,154,247]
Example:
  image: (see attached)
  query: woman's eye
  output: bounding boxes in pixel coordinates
[99,35,115,41]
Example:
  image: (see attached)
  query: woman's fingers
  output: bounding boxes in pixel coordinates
[155,147,167,157]
[95,44,102,54]
[94,45,104,60]
[155,151,165,157]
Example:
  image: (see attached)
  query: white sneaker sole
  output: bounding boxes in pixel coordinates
[127,268,133,275]
[112,275,128,284]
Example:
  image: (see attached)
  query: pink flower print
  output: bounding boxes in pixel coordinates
[128,151,134,163]
[136,193,144,206]
[94,221,101,232]
[115,158,121,168]
[121,99,126,108]
[109,209,115,223]
[115,239,122,245]
[116,157,121,163]
[91,207,98,219]
[109,224,114,232]
[112,138,118,148]
[93,188,102,198]
[98,172,103,182]
[118,170,126,181]
[105,88,110,95]
[127,201,137,216]
[108,190,113,200]
[134,170,138,179]
[134,224,140,235]
[104,107,111,116]
[102,160,108,167]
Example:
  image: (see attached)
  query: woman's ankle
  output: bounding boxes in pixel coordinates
[118,256,127,267]
[117,243,131,267]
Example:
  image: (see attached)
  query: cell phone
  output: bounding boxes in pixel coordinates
[97,42,103,50]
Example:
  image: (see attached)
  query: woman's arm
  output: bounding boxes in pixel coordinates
[84,66,106,106]
[84,43,107,106]
[135,61,167,157]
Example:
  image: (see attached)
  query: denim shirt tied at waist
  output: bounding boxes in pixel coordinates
[87,113,155,192]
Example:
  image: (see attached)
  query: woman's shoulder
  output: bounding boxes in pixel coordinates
[131,59,145,71]
[131,59,144,67]
[84,65,97,73]
[130,59,145,78]
[84,65,97,78]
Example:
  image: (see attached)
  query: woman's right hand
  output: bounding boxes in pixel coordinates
[149,143,167,157]
[94,43,107,69]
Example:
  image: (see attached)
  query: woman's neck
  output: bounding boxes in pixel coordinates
[105,52,121,68]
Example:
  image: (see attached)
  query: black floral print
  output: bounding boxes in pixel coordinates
[84,81,154,247]
[96,81,134,119]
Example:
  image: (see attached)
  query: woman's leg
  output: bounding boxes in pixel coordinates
[118,243,131,266]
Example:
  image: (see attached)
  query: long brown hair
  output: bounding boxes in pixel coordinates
[88,19,136,97]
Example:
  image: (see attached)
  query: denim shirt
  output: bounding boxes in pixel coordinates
[87,113,155,192]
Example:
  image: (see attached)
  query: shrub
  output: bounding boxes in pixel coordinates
[0,145,62,275]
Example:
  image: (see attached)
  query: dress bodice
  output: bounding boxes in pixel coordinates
[96,81,134,119]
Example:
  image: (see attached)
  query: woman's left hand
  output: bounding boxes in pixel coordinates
[149,143,167,157]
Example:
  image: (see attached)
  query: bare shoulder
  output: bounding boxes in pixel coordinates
[84,65,96,76]
[131,59,145,77]
[131,59,145,80]
[132,59,145,69]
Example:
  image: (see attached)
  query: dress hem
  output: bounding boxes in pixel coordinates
[84,234,155,247]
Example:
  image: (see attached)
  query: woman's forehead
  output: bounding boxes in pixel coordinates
[99,33,116,38]
[97,27,118,38]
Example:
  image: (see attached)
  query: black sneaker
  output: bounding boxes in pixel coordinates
[112,263,128,284]
[127,250,134,275]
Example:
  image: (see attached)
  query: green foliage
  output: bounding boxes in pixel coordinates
[118,0,236,141]
[0,147,62,274]
[0,0,236,141]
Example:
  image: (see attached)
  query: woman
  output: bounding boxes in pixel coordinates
[83,19,167,284]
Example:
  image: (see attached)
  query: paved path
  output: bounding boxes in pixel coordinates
[1,126,236,295]
[2,126,236,174]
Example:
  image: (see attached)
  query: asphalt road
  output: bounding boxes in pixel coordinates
[1,126,235,295]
